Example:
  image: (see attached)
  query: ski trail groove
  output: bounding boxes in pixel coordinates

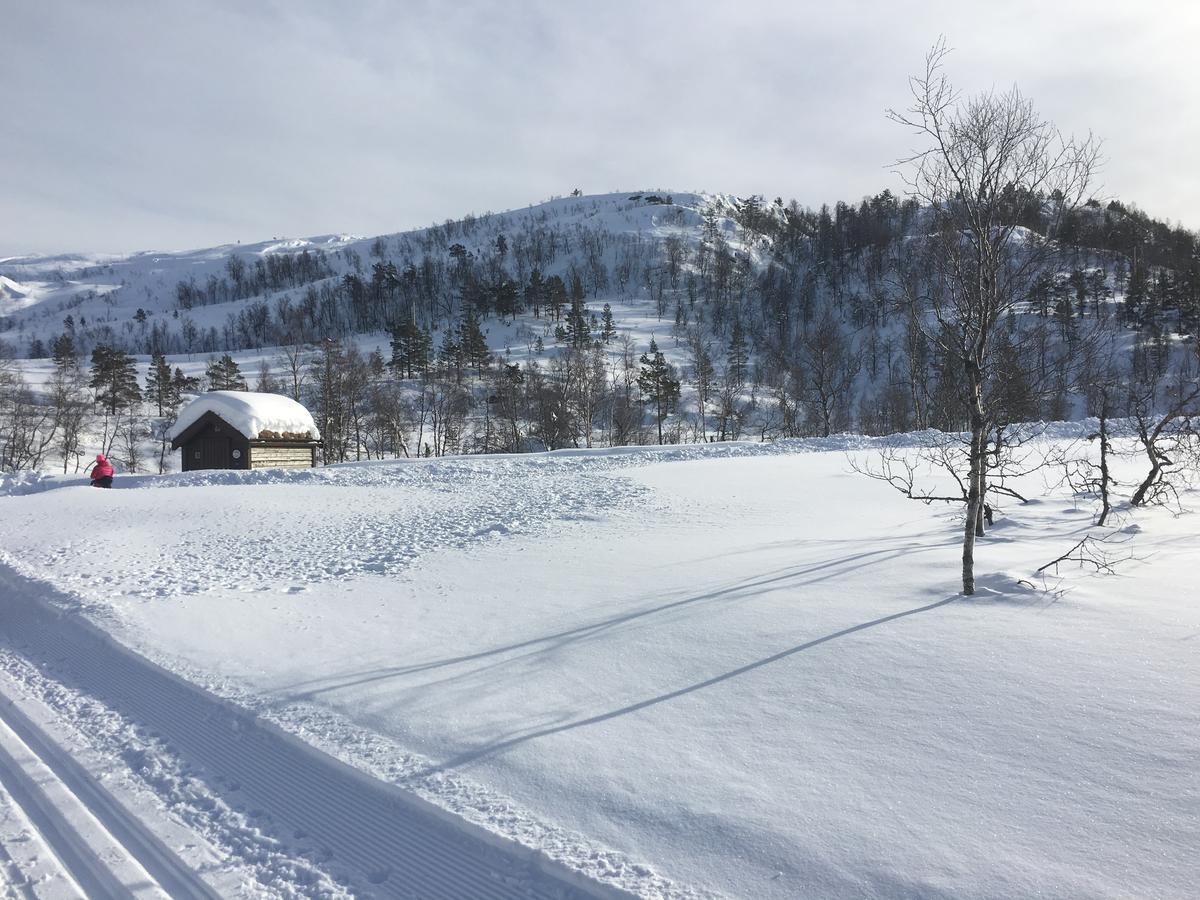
[0,705,153,899]
[0,564,619,899]
[0,807,40,900]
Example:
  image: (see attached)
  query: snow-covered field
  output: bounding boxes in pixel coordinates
[1,434,1197,898]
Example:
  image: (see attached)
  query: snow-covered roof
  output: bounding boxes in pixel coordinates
[169,391,320,442]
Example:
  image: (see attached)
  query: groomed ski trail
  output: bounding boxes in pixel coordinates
[0,564,624,899]
[0,693,213,899]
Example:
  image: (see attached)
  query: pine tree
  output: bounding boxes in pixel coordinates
[1030,272,1055,317]
[993,334,1037,423]
[1151,270,1175,318]
[565,295,591,348]
[1124,256,1148,327]
[727,319,748,386]
[146,352,173,415]
[545,275,567,321]
[170,368,200,408]
[601,303,616,343]
[493,279,520,322]
[525,269,546,318]
[1053,286,1076,343]
[1180,252,1200,335]
[205,354,247,391]
[1068,269,1088,317]
[459,310,491,375]
[51,334,77,373]
[439,326,464,383]
[638,338,681,444]
[1086,268,1111,314]
[89,346,142,414]
[389,317,432,379]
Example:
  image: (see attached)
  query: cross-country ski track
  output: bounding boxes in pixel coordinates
[0,563,619,899]
[0,692,204,899]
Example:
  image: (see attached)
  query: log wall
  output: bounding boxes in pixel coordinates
[249,445,316,469]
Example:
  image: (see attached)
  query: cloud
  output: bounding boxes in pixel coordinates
[2,0,1196,254]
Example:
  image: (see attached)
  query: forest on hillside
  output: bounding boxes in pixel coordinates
[2,182,1200,474]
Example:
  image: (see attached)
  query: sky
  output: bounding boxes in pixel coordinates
[3,0,1198,256]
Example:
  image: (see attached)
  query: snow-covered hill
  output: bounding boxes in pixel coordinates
[0,191,759,355]
[1,433,1196,897]
[2,186,1196,478]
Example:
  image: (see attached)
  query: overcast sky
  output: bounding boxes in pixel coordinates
[3,0,1197,256]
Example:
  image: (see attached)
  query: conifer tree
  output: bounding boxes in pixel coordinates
[51,334,78,374]
[638,338,681,444]
[1180,253,1200,335]
[1124,256,1148,327]
[389,317,432,379]
[205,354,247,391]
[601,303,617,343]
[170,368,200,407]
[565,295,591,348]
[439,325,464,384]
[89,346,142,414]
[146,352,173,415]
[493,279,520,322]
[459,310,490,375]
[727,319,749,386]
[1030,272,1055,317]
[545,275,567,321]
[525,269,546,318]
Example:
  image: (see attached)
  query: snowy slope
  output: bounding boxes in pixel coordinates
[1,435,1196,898]
[0,191,749,351]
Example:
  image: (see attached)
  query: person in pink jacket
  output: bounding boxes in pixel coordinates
[89,453,114,488]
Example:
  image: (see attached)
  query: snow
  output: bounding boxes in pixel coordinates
[1,434,1197,897]
[0,274,41,315]
[168,390,320,442]
[0,190,756,361]
[0,275,28,298]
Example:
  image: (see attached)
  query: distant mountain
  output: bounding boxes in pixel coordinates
[1,189,1197,458]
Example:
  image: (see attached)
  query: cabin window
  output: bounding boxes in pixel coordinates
[232,449,242,460]
[194,450,201,459]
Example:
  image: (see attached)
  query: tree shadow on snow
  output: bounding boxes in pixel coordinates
[274,538,956,706]
[415,592,960,776]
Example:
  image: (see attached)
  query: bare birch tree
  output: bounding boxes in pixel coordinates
[888,40,1100,594]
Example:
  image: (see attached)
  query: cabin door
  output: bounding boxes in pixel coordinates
[196,436,230,469]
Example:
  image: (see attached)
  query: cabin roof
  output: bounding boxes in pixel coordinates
[169,391,320,444]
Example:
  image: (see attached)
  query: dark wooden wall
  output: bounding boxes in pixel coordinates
[179,416,251,472]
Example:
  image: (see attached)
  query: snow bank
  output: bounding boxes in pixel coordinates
[168,391,319,442]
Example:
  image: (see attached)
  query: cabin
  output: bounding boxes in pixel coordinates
[169,391,321,471]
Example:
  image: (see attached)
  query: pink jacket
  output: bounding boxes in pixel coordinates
[91,456,114,480]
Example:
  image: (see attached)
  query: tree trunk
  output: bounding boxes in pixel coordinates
[1130,455,1161,508]
[962,426,982,595]
[962,371,987,595]
[1096,408,1112,526]
[975,464,987,537]
[1130,416,1162,508]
